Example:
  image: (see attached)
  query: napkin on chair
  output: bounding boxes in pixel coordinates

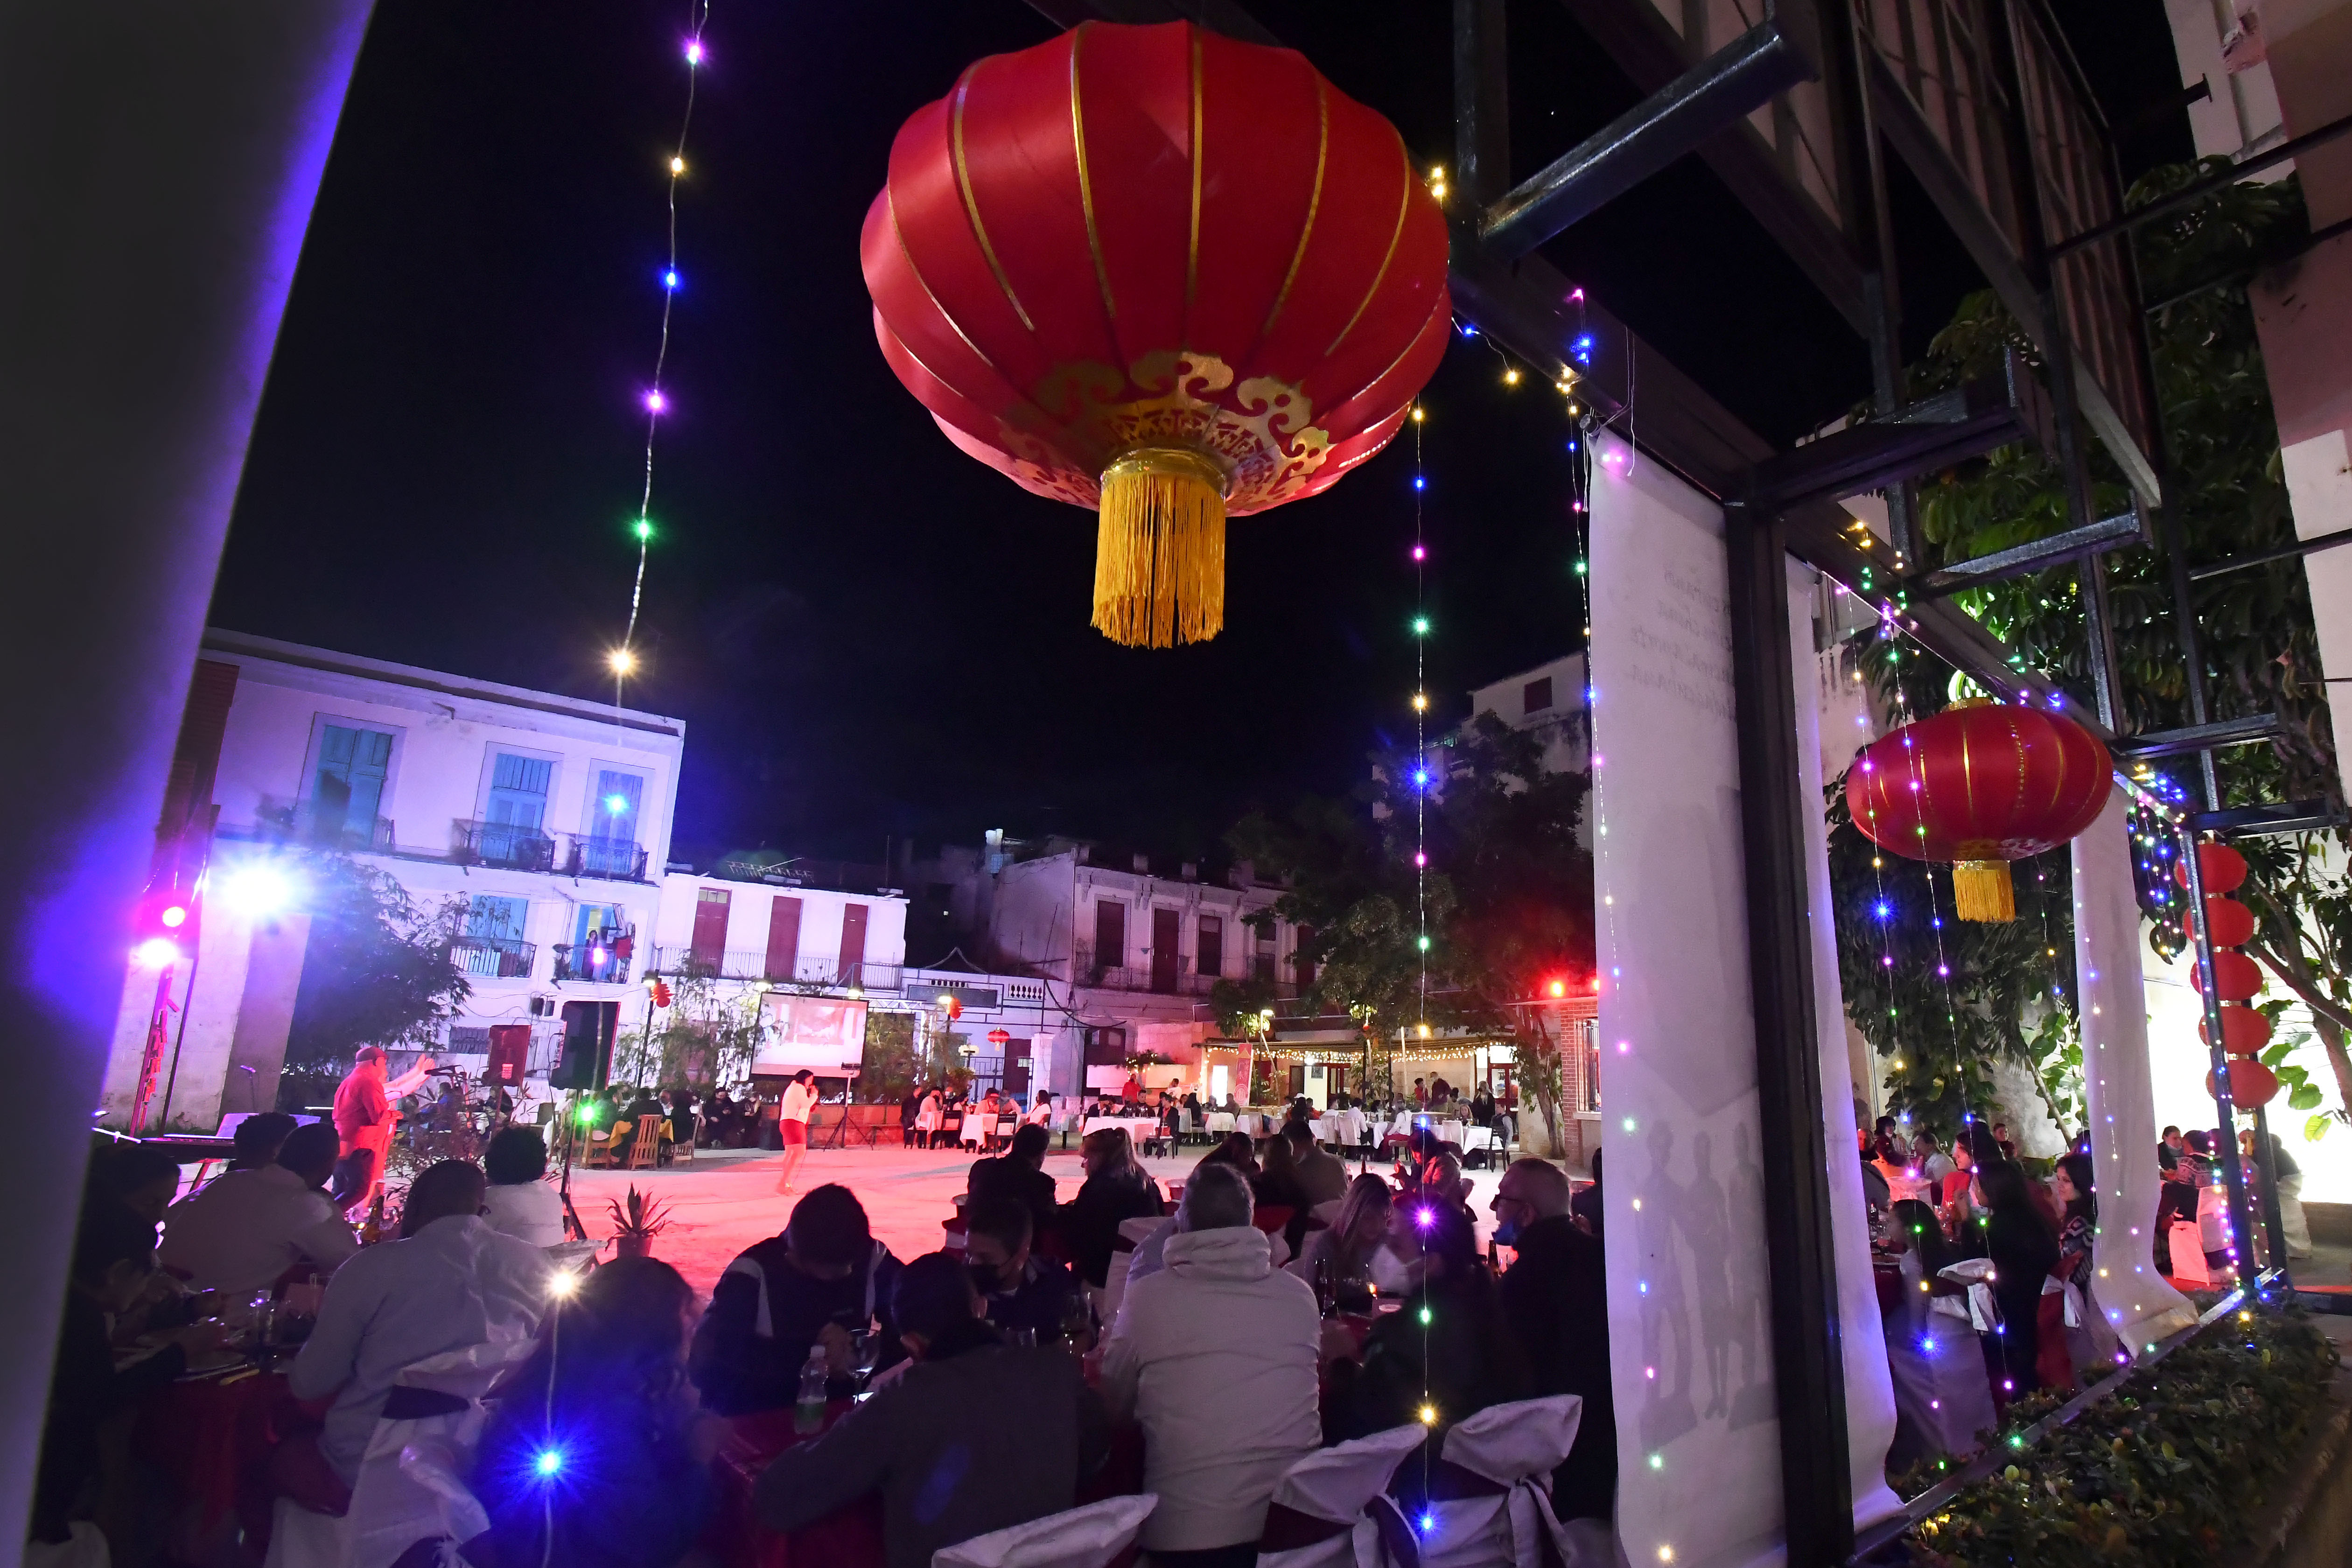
[1416,1395,1591,1568]
[931,1493,1158,1568]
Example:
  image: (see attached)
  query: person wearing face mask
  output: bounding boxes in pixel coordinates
[962,1196,1081,1342]
[1490,1157,1615,1524]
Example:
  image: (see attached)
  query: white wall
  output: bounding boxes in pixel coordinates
[651,872,909,980]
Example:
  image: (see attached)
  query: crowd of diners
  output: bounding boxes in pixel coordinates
[36,1101,1610,1568]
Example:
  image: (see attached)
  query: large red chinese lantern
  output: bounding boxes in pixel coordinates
[863,22,1451,647]
[1845,699,2111,923]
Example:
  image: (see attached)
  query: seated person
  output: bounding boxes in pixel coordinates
[1491,1157,1615,1522]
[1101,1162,1320,1561]
[32,1204,226,1553]
[964,1196,1081,1341]
[618,1088,668,1160]
[1282,1119,1350,1208]
[1288,1173,1412,1297]
[691,1183,904,1414]
[86,1142,184,1228]
[1326,1204,1532,1478]
[665,1088,697,1148]
[968,1122,1059,1252]
[470,1258,719,1568]
[225,1111,300,1171]
[161,1120,356,1296]
[757,1252,1108,1568]
[481,1126,567,1246]
[1057,1128,1165,1291]
[1570,1148,1605,1236]
[282,1160,553,1511]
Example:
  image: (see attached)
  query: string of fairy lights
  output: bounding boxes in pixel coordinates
[607,0,712,697]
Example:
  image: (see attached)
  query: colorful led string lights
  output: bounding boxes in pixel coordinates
[611,0,713,691]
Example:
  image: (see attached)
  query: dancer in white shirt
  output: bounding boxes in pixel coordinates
[775,1069,818,1196]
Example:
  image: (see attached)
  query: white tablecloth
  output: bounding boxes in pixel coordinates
[959,1114,996,1145]
[1083,1116,1162,1146]
[1204,1112,1234,1135]
[1313,1110,1370,1145]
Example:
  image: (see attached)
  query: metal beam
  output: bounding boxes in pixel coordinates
[1727,502,1855,1568]
[2051,108,2352,258]
[2184,799,2348,837]
[1906,509,2146,599]
[2112,713,2283,760]
[1452,0,1510,205]
[2188,521,2352,581]
[1862,49,2162,507]
[1553,0,1867,333]
[1479,17,1817,259]
[1745,350,2053,514]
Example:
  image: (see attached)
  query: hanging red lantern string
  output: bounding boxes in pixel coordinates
[2188,949,2265,1002]
[2173,841,2249,895]
[863,21,1451,647]
[1843,698,2111,922]
[2184,895,2256,948]
[2199,1005,2273,1057]
[2207,1057,2280,1110]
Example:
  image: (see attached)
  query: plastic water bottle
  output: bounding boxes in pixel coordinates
[793,1344,829,1435]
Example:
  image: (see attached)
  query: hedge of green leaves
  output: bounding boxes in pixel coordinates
[1897,1302,2339,1565]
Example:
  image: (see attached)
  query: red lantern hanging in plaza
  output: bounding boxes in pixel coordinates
[987,1029,1012,1047]
[1844,699,2112,923]
[2189,949,2265,1001]
[2206,1058,2279,1110]
[2199,1004,2273,1056]
[862,21,1452,647]
[2184,895,2256,948]
[2172,841,2249,895]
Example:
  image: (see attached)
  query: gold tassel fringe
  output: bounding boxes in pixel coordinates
[1092,448,1227,648]
[1952,859,2016,923]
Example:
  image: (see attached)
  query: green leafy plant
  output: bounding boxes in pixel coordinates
[1896,1302,2338,1565]
[610,966,762,1092]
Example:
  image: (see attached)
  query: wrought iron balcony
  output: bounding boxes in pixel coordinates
[456,819,557,872]
[562,833,648,881]
[552,927,635,983]
[451,934,535,980]
[643,946,903,991]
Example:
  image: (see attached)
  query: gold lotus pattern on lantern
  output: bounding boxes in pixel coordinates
[984,350,1333,513]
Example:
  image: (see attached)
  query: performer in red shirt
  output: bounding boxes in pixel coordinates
[330,1046,433,1212]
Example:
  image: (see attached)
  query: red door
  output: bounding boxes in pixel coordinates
[1150,908,1180,993]
[1093,901,1125,973]
[838,903,869,985]
[690,888,731,970]
[766,896,803,982]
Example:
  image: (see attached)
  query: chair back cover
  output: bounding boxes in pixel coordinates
[343,1338,537,1568]
[1418,1396,1595,1568]
[931,1492,1158,1568]
[1439,1394,1581,1482]
[1273,1423,1428,1522]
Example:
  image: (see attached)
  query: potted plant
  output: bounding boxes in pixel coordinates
[606,1185,672,1260]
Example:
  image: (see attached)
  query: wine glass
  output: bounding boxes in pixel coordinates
[850,1328,879,1386]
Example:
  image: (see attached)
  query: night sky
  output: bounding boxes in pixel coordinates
[208,0,2192,866]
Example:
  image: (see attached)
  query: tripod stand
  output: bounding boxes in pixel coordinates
[556,1091,590,1243]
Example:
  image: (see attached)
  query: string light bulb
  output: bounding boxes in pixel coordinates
[1503,366,1521,386]
[684,38,704,65]
[669,154,687,175]
[1412,692,1429,711]
[1410,405,1425,423]
[608,648,638,676]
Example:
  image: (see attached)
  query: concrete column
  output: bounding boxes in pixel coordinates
[2072,791,2199,1353]
[0,0,372,1542]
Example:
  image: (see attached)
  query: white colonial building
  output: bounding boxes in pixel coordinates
[100,630,905,1131]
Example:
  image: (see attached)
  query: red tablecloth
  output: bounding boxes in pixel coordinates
[708,1403,887,1568]
[133,1367,298,1539]
[709,1396,1148,1568]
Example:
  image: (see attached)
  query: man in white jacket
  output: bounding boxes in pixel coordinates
[1100,1161,1321,1564]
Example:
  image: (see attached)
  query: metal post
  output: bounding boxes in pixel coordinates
[2249,1106,2293,1284]
[1726,506,1853,1563]
[1451,0,1509,205]
[2180,832,2258,1282]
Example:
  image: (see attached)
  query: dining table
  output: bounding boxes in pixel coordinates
[134,1360,301,1554]
[708,1393,1149,1568]
[1082,1115,1162,1147]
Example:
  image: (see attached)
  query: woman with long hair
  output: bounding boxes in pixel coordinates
[1288,1174,1409,1297]
[472,1258,718,1567]
[1973,1160,2061,1399]
[1057,1127,1165,1289]
[2052,1153,2096,1290]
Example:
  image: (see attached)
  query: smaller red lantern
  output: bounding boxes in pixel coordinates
[986,1029,1011,1047]
[2188,950,2265,1001]
[2206,1058,2279,1110]
[2198,1004,2272,1057]
[2172,842,2248,895]
[941,996,963,1021]
[2184,896,2256,949]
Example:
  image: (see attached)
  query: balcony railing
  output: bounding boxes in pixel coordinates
[456,819,556,872]
[552,927,635,984]
[644,946,902,991]
[452,934,535,980]
[1074,941,1229,996]
[250,800,396,854]
[563,833,648,881]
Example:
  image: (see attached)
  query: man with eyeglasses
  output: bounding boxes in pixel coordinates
[1490,1157,1614,1525]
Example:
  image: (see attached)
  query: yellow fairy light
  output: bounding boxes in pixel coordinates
[608,648,638,676]
[1431,180,1448,199]
[1412,693,1429,711]
[669,155,687,175]
[1418,1403,1439,1425]
[1567,400,1581,416]
[1503,366,1521,386]
[1410,406,1425,423]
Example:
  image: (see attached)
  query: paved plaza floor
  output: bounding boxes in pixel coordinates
[562,1140,1495,1296]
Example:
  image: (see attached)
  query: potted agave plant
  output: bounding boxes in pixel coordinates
[607,1185,672,1260]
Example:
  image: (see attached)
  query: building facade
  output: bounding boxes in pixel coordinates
[99,630,911,1131]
